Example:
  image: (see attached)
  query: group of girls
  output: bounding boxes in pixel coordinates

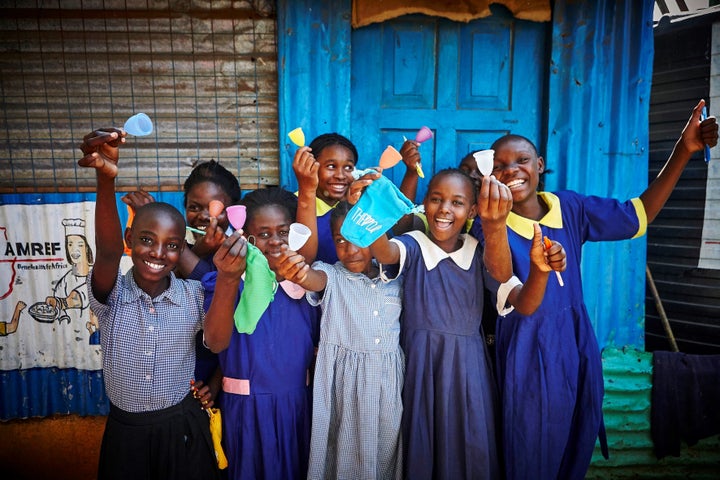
[115,99,717,480]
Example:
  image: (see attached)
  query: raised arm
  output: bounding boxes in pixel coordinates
[478,175,513,283]
[398,139,421,203]
[78,128,126,303]
[641,99,719,223]
[203,231,247,352]
[293,146,320,263]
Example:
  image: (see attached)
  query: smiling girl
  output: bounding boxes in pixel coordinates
[201,187,319,480]
[368,168,561,479]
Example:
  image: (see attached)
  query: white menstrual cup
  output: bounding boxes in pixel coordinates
[226,205,247,230]
[288,222,311,251]
[414,126,433,144]
[473,149,495,176]
[124,113,153,136]
[378,145,403,169]
[288,127,305,147]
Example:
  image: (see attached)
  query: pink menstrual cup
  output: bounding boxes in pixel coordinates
[226,205,247,230]
[123,113,153,136]
[414,126,433,144]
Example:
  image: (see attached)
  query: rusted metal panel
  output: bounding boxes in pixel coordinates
[0,1,279,193]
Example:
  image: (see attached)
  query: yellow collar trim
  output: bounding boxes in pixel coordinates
[294,191,336,216]
[315,196,336,216]
[507,191,563,239]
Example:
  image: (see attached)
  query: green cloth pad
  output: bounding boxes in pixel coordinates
[234,243,277,334]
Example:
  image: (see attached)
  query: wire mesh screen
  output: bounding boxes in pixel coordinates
[0,0,278,193]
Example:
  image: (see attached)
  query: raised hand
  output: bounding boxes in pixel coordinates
[293,146,320,194]
[78,128,126,178]
[121,190,155,212]
[213,231,248,281]
[477,175,513,227]
[680,99,719,153]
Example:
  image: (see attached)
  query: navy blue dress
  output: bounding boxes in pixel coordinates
[202,274,319,480]
[471,190,645,480]
[390,231,500,480]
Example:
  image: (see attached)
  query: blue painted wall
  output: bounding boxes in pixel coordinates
[278,0,655,350]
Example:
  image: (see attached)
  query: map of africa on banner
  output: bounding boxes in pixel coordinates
[0,202,102,371]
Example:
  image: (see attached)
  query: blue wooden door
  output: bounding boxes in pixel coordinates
[351,7,548,200]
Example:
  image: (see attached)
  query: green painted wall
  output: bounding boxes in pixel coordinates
[586,348,720,479]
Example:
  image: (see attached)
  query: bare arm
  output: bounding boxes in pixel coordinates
[506,223,552,315]
[78,128,126,303]
[294,146,320,263]
[478,175,513,282]
[641,99,719,223]
[203,232,246,352]
[398,140,421,203]
[369,233,401,265]
[274,247,328,292]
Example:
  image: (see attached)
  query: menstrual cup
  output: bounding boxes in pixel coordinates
[378,145,403,169]
[473,149,495,177]
[414,126,433,143]
[288,222,311,251]
[208,200,225,218]
[123,113,154,136]
[226,205,247,230]
[288,127,305,147]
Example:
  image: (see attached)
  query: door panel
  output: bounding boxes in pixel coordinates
[352,7,547,201]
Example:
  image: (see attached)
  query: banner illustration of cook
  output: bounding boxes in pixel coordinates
[0,202,102,371]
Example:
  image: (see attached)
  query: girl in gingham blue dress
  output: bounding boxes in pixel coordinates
[308,202,404,479]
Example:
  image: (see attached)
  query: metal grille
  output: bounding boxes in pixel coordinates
[0,0,279,193]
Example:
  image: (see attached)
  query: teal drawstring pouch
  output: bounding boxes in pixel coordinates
[341,169,420,247]
[234,243,277,334]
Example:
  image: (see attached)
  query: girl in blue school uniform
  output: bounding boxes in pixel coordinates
[200,187,319,480]
[368,168,563,479]
[303,133,358,264]
[471,100,719,480]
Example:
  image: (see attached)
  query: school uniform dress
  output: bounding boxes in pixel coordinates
[202,274,320,480]
[471,191,646,480]
[388,231,501,480]
[306,262,404,480]
[88,269,219,480]
[315,197,339,265]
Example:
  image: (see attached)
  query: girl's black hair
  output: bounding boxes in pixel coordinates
[240,187,298,225]
[330,200,353,233]
[183,159,242,207]
[426,168,478,204]
[308,133,359,165]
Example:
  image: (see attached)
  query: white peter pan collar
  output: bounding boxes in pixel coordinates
[404,230,477,271]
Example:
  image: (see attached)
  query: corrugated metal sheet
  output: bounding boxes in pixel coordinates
[545,1,654,349]
[0,1,279,193]
[586,348,720,478]
[646,12,720,354]
[276,0,353,192]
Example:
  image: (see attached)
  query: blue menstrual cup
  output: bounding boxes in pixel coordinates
[124,113,153,136]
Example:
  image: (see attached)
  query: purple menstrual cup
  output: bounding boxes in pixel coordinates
[226,205,247,230]
[414,126,433,144]
[124,113,153,136]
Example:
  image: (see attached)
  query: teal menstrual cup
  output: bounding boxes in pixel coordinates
[124,113,153,136]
